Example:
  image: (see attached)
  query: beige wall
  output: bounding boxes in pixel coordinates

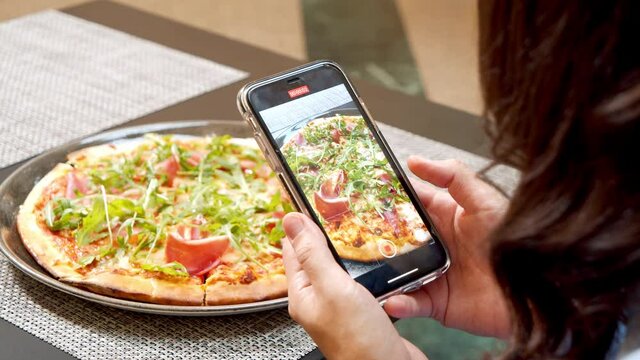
[397,0,482,115]
[0,0,84,19]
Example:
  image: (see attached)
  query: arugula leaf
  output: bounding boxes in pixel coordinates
[43,201,54,228]
[108,198,144,219]
[75,199,106,246]
[130,222,167,257]
[74,197,141,247]
[143,222,165,261]
[265,192,283,212]
[132,232,153,257]
[88,157,138,191]
[140,262,189,277]
[77,255,95,267]
[141,178,168,213]
[207,134,232,156]
[268,221,285,245]
[42,198,87,231]
[281,198,295,213]
[76,245,116,268]
[116,236,127,249]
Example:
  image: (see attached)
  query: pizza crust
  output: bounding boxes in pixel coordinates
[67,142,140,163]
[332,240,418,263]
[69,272,205,306]
[206,274,287,305]
[17,163,84,281]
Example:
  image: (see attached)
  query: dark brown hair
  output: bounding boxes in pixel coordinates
[478,1,640,359]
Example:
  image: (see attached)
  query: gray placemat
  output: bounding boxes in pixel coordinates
[0,120,519,360]
[0,10,248,168]
[0,261,314,360]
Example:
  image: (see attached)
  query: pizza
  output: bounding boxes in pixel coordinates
[17,134,292,305]
[282,115,431,262]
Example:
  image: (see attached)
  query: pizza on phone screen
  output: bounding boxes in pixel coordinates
[282,115,432,262]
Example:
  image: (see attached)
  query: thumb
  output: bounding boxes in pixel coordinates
[282,213,346,286]
[383,291,434,319]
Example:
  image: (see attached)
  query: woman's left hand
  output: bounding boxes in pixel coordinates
[282,213,426,360]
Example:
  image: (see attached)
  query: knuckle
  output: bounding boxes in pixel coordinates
[449,158,467,170]
[287,303,297,318]
[288,303,303,324]
[294,241,315,266]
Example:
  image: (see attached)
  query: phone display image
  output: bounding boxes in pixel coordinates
[281,114,431,262]
[258,83,433,269]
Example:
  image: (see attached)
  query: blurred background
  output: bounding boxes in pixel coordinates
[0,0,500,358]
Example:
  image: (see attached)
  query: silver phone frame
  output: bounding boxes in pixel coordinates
[237,60,450,303]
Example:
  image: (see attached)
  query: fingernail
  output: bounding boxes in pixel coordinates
[408,155,426,163]
[283,214,305,240]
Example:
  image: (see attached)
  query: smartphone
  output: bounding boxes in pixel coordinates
[237,60,450,302]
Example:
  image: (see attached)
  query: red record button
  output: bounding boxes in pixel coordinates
[288,85,310,99]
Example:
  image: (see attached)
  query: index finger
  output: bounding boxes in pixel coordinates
[408,156,499,212]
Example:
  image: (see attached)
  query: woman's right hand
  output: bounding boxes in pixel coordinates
[384,156,512,339]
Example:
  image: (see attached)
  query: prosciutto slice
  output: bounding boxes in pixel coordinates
[157,155,180,186]
[186,151,205,167]
[374,169,392,184]
[331,128,342,143]
[320,170,347,197]
[314,192,350,221]
[65,172,89,198]
[382,208,401,237]
[294,132,306,146]
[165,226,229,276]
[314,170,350,222]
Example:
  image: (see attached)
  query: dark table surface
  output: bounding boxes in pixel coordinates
[0,1,487,359]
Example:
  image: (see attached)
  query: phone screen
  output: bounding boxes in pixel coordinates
[247,63,448,296]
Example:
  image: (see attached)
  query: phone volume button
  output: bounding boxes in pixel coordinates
[276,173,297,207]
[244,114,258,131]
[359,100,382,134]
[254,135,268,153]
[358,98,371,117]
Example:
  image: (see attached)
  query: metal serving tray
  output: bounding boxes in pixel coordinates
[0,120,288,316]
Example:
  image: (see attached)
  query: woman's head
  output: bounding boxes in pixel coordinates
[478,1,639,359]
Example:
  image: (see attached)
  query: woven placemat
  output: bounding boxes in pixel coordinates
[0,261,315,360]
[0,10,248,168]
[0,121,519,360]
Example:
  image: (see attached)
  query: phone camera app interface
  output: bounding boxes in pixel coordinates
[259,84,434,277]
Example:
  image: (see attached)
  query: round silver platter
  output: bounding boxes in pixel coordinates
[0,120,288,316]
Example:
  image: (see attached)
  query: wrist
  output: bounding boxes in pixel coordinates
[402,338,428,360]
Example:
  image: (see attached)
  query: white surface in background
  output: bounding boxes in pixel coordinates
[259,83,352,138]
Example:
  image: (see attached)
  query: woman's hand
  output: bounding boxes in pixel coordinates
[282,214,427,360]
[383,156,512,339]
